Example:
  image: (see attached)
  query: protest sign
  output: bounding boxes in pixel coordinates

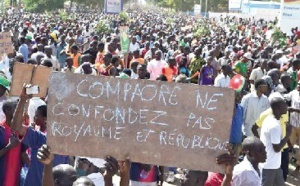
[105,0,123,14]
[47,72,235,172]
[10,63,51,97]
[0,32,14,61]
[279,0,300,34]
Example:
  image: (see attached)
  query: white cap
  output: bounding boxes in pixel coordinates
[78,157,106,169]
[243,52,253,60]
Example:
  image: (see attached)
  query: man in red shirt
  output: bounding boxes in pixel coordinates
[0,99,22,186]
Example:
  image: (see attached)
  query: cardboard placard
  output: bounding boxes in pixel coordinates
[0,32,14,60]
[47,72,235,172]
[10,63,51,97]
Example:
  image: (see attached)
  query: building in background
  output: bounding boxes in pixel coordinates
[279,0,300,35]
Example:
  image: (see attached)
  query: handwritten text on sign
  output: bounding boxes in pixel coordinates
[0,32,13,60]
[47,72,235,172]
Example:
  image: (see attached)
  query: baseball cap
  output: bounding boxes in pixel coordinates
[243,52,253,60]
[0,75,10,91]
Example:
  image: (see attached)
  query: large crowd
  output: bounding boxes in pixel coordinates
[0,5,300,186]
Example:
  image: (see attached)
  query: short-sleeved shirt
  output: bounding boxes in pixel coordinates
[249,67,265,82]
[230,104,244,144]
[189,56,206,76]
[0,122,22,186]
[284,90,300,128]
[205,172,223,186]
[71,53,82,68]
[22,127,69,186]
[162,66,178,82]
[234,61,249,77]
[147,60,167,80]
[199,65,215,85]
[255,108,288,150]
[214,73,230,88]
[260,115,282,169]
[232,156,261,186]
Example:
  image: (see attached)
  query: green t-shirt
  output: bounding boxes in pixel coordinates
[234,61,249,77]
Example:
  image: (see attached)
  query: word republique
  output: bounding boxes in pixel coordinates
[48,73,234,153]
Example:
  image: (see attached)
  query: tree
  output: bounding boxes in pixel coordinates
[23,0,65,12]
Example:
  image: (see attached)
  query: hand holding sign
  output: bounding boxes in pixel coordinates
[47,72,235,172]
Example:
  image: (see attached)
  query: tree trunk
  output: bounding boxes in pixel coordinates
[69,0,73,12]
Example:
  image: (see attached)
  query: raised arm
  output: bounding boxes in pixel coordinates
[103,156,119,186]
[37,144,54,186]
[216,153,235,186]
[11,84,32,136]
[0,135,20,158]
[119,158,131,186]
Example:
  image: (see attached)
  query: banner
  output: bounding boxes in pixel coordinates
[10,63,51,97]
[0,32,14,61]
[194,4,201,15]
[47,72,235,172]
[228,0,242,10]
[105,0,123,14]
[279,0,300,34]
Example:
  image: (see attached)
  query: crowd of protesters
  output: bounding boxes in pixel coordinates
[0,5,300,186]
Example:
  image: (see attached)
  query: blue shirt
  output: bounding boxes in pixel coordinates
[56,42,67,65]
[22,128,69,186]
[18,44,29,63]
[230,104,244,144]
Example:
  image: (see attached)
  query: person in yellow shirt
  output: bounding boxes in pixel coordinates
[252,94,300,181]
[95,42,105,72]
[70,45,82,68]
[129,49,144,68]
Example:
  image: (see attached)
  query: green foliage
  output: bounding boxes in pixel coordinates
[23,0,64,12]
[193,25,211,38]
[165,17,174,25]
[119,11,129,23]
[193,27,210,38]
[272,27,285,44]
[59,11,68,22]
[96,20,111,37]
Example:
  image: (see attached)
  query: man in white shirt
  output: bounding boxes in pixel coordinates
[275,74,291,94]
[43,46,60,71]
[28,97,46,126]
[31,44,46,60]
[218,49,231,66]
[276,50,288,69]
[241,79,270,137]
[260,97,292,186]
[75,62,97,76]
[214,65,231,88]
[232,136,266,186]
[130,37,140,53]
[147,51,167,80]
[249,59,267,92]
